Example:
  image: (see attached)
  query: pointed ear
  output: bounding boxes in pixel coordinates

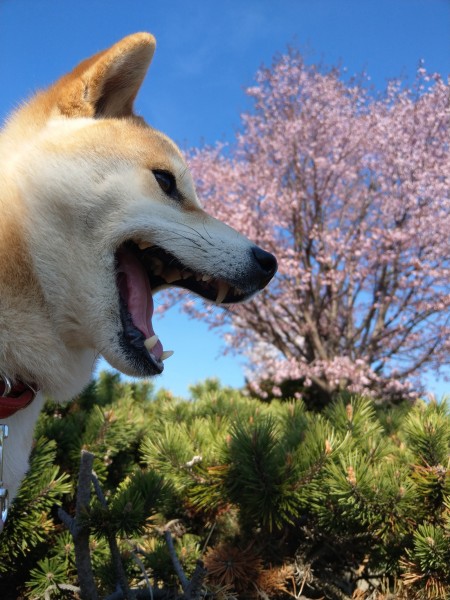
[55,33,156,118]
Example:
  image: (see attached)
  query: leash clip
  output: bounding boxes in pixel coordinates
[0,424,9,532]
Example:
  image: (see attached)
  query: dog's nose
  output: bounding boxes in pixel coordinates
[252,246,278,281]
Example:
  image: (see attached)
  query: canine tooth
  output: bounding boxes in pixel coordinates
[138,241,153,250]
[161,350,174,361]
[215,281,230,305]
[202,274,213,282]
[144,335,159,351]
[164,267,182,284]
[181,270,193,280]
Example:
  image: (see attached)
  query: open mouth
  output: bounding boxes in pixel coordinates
[115,241,251,375]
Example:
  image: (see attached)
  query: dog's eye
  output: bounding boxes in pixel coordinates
[153,170,177,197]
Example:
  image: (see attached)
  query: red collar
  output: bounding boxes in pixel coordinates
[0,376,38,419]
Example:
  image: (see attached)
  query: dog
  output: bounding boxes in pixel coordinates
[0,33,277,523]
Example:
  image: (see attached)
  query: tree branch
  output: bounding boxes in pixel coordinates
[59,450,98,600]
[181,560,207,600]
[91,471,133,600]
[163,525,189,591]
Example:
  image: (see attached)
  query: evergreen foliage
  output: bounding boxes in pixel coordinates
[0,373,449,599]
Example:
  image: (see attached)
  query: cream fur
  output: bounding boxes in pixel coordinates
[0,33,271,505]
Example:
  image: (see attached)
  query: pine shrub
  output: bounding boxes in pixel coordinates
[0,373,448,599]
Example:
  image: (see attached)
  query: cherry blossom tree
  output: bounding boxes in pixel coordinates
[185,51,449,405]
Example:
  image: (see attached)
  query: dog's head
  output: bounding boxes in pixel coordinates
[5,33,277,382]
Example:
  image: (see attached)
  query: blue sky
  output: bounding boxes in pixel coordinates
[0,0,449,397]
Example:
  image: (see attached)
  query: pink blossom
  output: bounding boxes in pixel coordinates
[175,51,450,403]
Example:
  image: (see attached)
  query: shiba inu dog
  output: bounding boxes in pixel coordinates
[0,33,277,520]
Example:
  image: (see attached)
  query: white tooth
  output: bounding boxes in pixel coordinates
[161,350,174,361]
[164,267,182,284]
[138,241,153,250]
[181,270,193,280]
[234,287,245,296]
[215,281,230,305]
[202,274,213,282]
[144,335,159,351]
[195,273,202,282]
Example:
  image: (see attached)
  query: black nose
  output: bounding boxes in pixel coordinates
[252,246,278,279]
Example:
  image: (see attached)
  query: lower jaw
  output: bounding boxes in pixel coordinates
[117,291,165,374]
[100,340,164,378]
[118,338,164,376]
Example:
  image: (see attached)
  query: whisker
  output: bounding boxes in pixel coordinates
[174,222,215,247]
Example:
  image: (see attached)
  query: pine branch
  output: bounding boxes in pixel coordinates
[104,591,167,600]
[162,523,189,591]
[91,471,133,600]
[58,450,98,600]
[181,560,207,600]
[128,547,154,599]
[161,521,207,600]
[44,583,81,599]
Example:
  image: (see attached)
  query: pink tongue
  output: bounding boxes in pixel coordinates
[116,249,164,360]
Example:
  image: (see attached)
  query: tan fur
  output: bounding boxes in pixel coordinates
[0,33,275,504]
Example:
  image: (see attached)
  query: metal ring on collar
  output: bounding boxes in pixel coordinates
[0,374,12,397]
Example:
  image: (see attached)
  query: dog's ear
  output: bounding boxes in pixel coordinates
[55,33,156,118]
